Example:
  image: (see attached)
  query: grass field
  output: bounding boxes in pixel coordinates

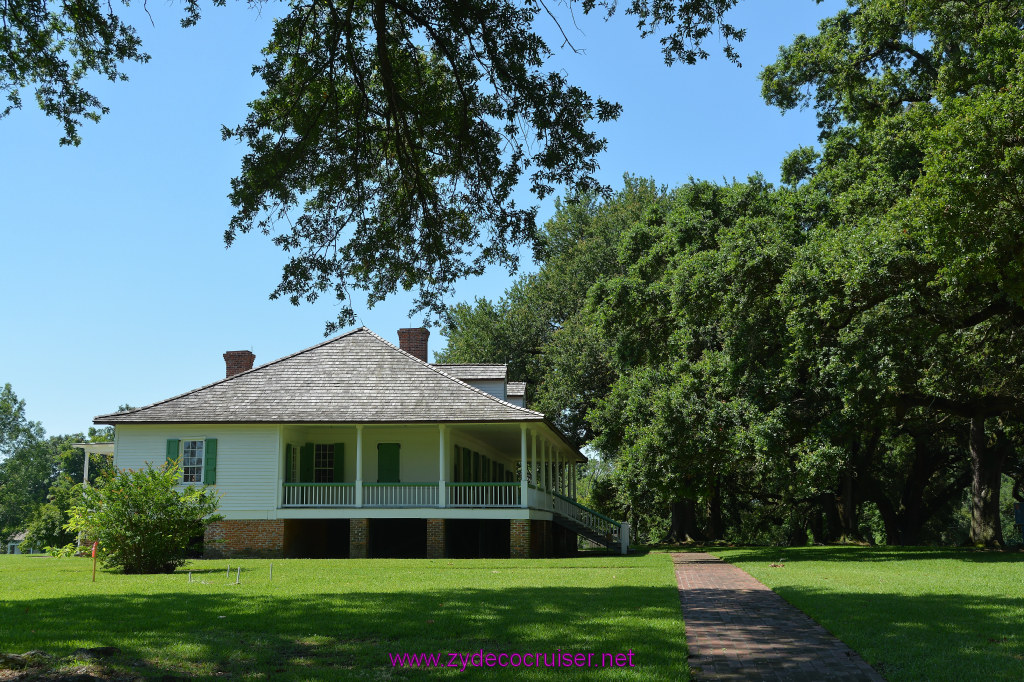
[712,546,1024,682]
[0,553,686,680]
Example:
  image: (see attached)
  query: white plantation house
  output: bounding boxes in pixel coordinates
[95,327,628,558]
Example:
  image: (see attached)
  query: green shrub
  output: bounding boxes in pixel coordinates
[67,462,221,573]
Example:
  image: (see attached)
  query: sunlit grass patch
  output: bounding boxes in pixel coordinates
[713,546,1024,682]
[0,553,685,680]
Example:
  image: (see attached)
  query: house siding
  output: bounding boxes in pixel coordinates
[463,379,505,400]
[114,424,280,516]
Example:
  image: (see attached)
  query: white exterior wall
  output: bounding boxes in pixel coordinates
[464,379,506,400]
[114,422,542,520]
[281,424,443,483]
[114,424,281,519]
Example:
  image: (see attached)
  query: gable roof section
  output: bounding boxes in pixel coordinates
[430,364,507,381]
[95,328,544,425]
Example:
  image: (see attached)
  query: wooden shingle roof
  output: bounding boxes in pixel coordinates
[507,382,526,397]
[94,328,545,425]
[430,364,507,381]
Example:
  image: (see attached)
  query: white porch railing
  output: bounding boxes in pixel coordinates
[282,483,355,507]
[553,491,626,553]
[447,483,521,507]
[363,483,439,507]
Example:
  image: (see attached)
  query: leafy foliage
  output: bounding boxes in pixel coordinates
[0,384,52,542]
[221,0,743,330]
[67,462,221,573]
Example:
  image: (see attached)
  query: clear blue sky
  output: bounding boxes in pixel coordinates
[0,1,841,436]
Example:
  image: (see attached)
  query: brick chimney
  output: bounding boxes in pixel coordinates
[397,328,429,362]
[223,350,256,378]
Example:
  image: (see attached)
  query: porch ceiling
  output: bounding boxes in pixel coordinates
[453,423,584,463]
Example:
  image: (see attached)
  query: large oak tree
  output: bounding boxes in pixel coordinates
[3,0,743,328]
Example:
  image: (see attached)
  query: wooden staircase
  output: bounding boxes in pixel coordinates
[551,492,628,554]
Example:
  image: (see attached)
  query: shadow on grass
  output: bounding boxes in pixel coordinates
[0,583,682,680]
[755,585,1024,681]
[722,545,1024,563]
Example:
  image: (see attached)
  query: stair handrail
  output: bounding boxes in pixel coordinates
[552,492,620,526]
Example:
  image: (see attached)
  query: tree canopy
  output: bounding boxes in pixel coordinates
[440,0,1024,548]
[4,0,744,330]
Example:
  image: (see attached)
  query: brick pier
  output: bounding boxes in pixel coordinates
[349,518,369,558]
[510,519,532,558]
[426,519,445,558]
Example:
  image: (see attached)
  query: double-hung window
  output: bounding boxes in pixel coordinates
[314,444,335,483]
[166,438,217,485]
[182,440,204,483]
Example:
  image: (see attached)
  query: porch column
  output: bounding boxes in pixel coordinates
[438,424,447,508]
[355,424,364,507]
[530,431,537,486]
[546,441,553,493]
[561,454,567,496]
[552,448,559,495]
[554,445,560,494]
[540,439,547,491]
[557,450,563,495]
[520,425,528,508]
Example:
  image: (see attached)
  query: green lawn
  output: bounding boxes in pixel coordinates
[0,554,686,680]
[711,546,1024,682]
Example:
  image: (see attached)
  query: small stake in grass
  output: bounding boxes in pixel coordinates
[270,562,273,581]
[236,567,241,584]
[188,571,192,583]
[226,565,230,578]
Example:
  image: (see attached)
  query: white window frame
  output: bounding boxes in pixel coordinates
[181,439,204,484]
[314,444,335,483]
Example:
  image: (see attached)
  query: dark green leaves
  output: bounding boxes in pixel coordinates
[0,0,153,145]
[222,0,744,331]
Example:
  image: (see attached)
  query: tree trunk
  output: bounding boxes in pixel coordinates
[817,492,842,543]
[705,488,724,541]
[872,492,901,545]
[969,416,1004,547]
[837,471,861,541]
[664,499,705,543]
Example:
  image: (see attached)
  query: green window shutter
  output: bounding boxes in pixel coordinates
[285,444,293,483]
[378,443,400,482]
[300,443,314,483]
[204,438,218,485]
[166,439,180,469]
[462,448,471,483]
[482,455,491,482]
[473,451,480,482]
[333,443,345,482]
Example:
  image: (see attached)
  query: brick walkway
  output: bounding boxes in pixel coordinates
[673,553,884,681]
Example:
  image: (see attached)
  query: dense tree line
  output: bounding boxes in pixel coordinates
[440,0,1024,547]
[0,383,119,551]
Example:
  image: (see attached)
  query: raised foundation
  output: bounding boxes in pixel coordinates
[510,519,532,558]
[350,518,369,558]
[426,519,446,558]
[533,519,552,558]
[204,520,285,558]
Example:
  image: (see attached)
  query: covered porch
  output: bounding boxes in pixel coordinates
[268,421,627,555]
[277,422,582,511]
